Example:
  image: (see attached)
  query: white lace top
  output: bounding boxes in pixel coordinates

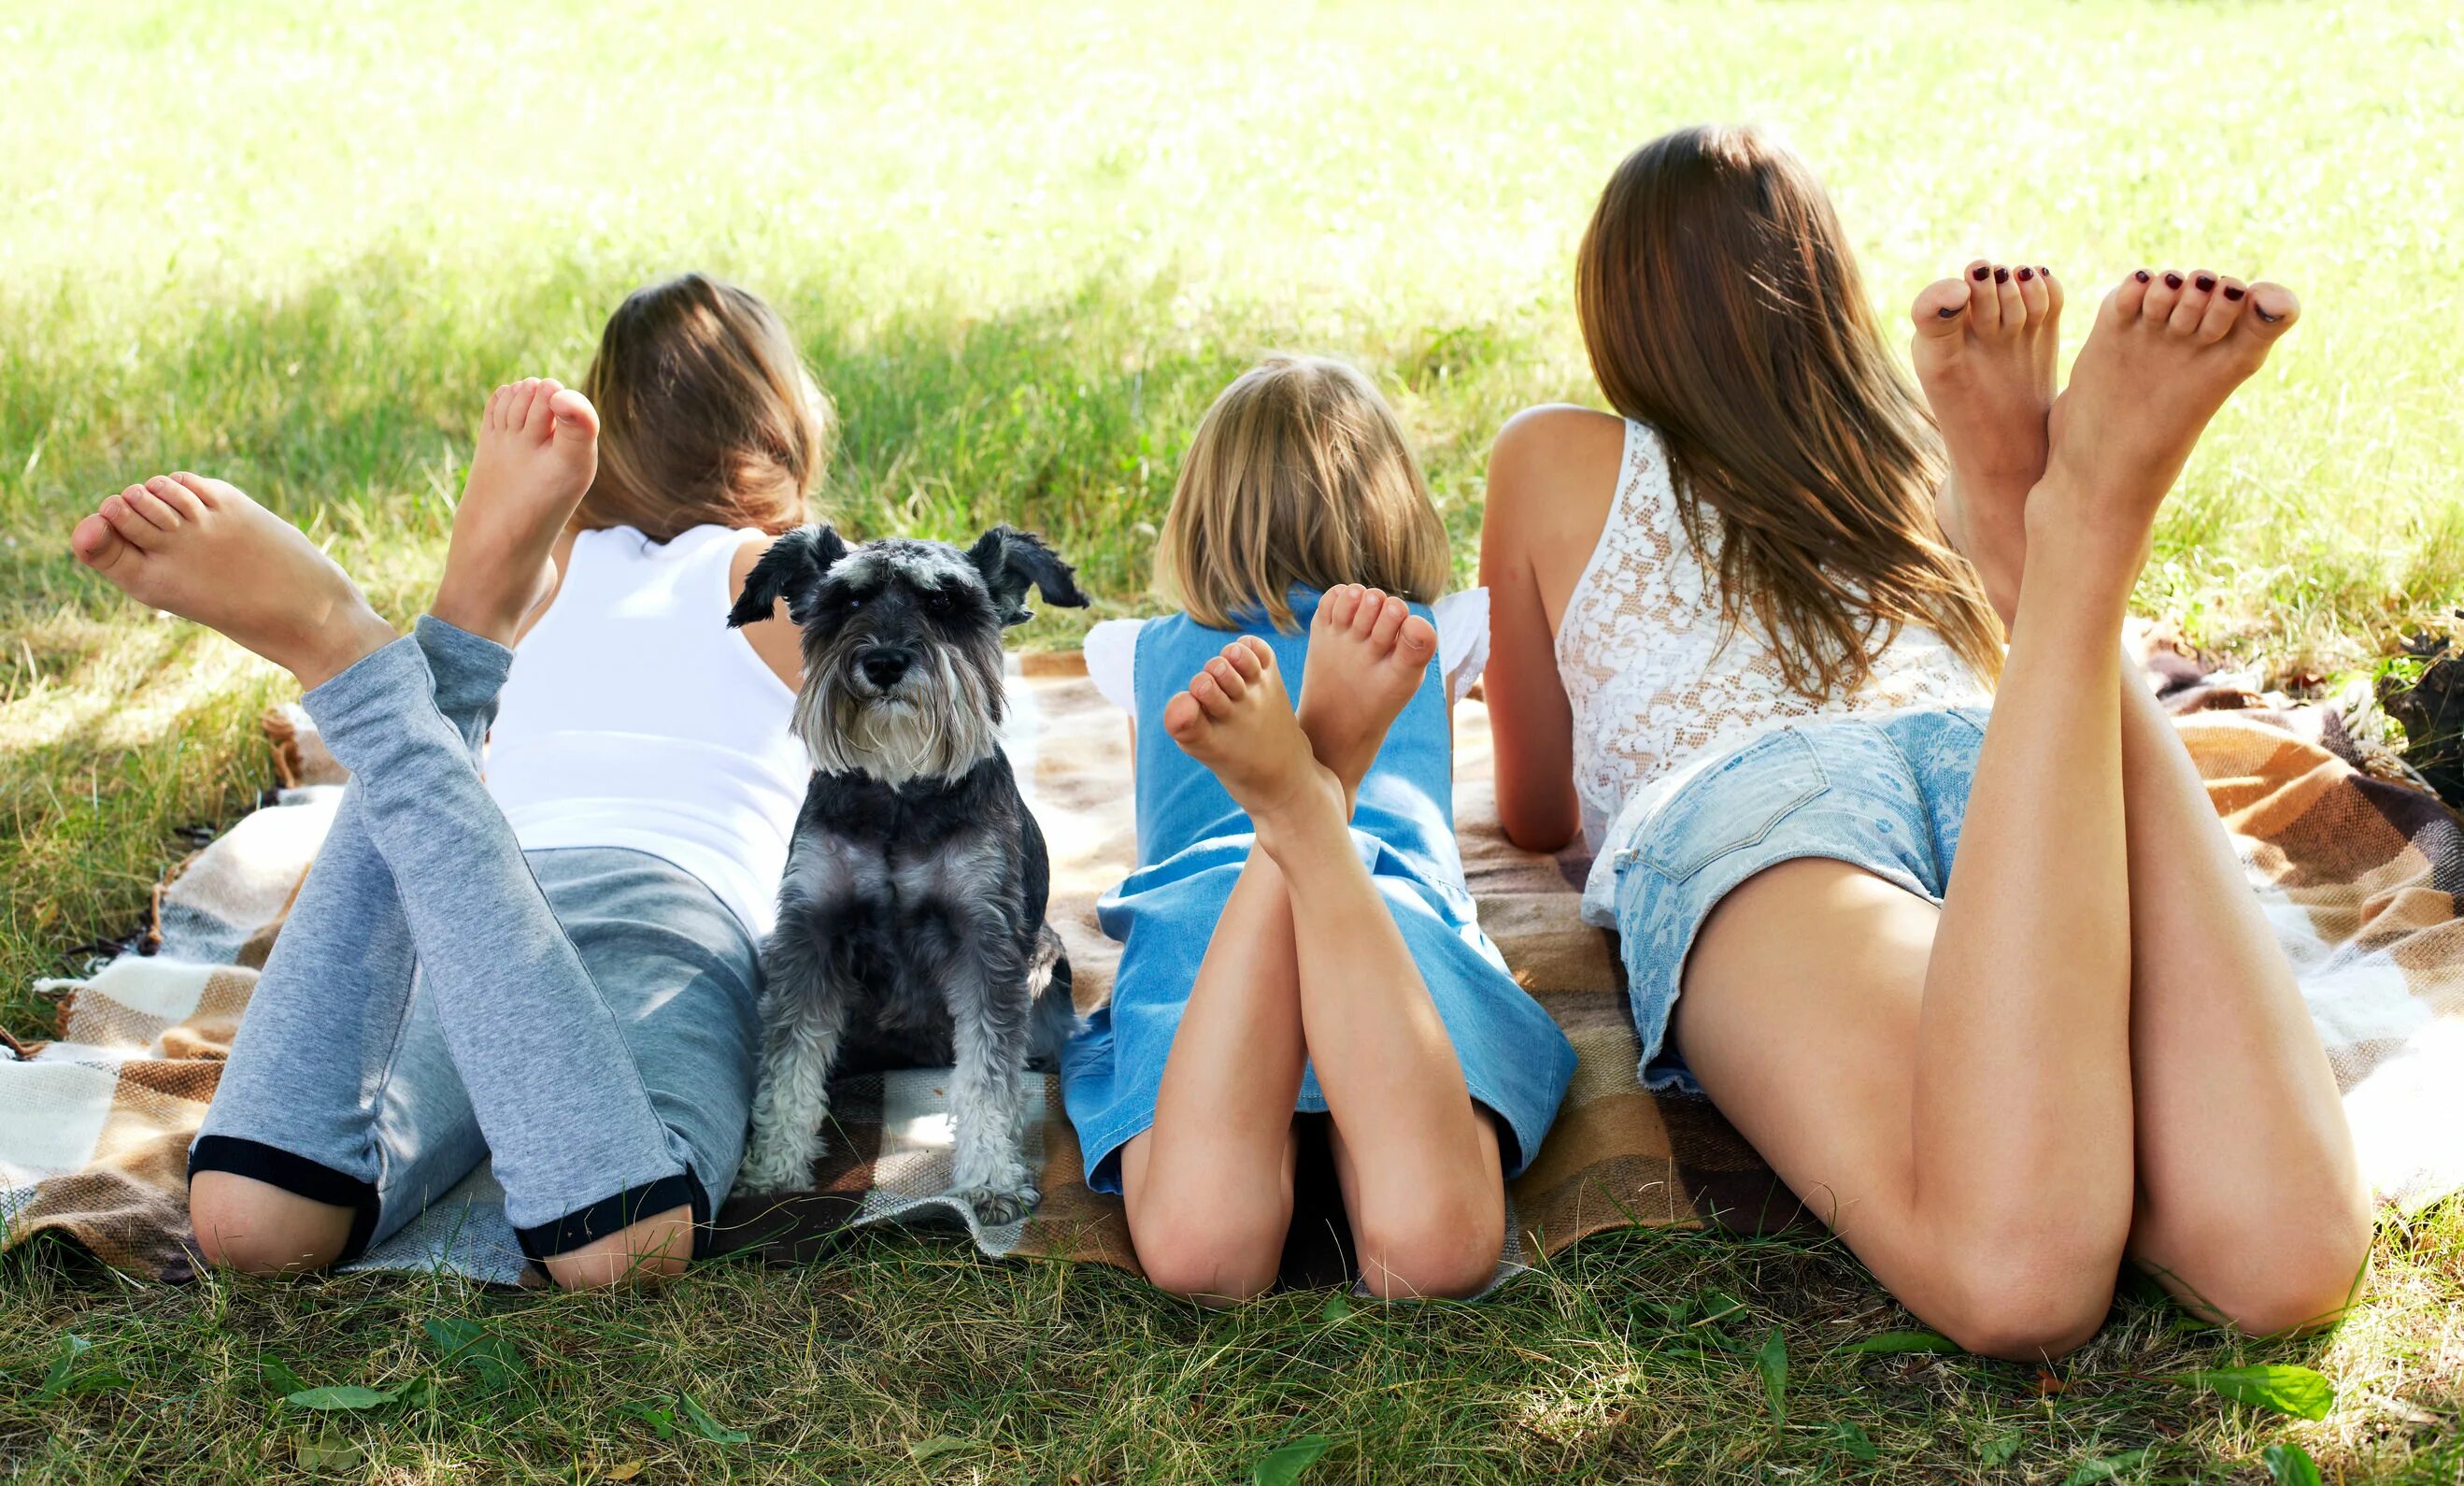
[1562,420,1991,919]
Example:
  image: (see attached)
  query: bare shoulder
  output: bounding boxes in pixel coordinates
[729,532,805,689]
[1486,405,1627,531]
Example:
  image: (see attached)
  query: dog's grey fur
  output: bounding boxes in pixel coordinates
[726,524,1087,1222]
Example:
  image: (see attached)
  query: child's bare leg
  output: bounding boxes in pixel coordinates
[1921,267,2367,1331]
[1168,622,1499,1300]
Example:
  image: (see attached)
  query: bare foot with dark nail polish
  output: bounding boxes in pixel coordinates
[1911,258,2061,622]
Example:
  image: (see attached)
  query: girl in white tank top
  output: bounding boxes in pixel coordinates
[107,273,847,1288]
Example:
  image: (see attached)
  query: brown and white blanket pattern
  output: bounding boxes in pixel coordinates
[5,659,2460,1286]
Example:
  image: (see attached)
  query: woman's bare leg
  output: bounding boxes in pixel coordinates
[1674,267,2308,1360]
[1919,265,2369,1331]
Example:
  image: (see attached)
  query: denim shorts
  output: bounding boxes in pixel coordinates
[1607,707,1990,1094]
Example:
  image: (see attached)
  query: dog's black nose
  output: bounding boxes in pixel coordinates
[860,650,911,689]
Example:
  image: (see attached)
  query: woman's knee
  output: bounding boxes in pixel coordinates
[1922,1246,2119,1362]
[2143,1197,2373,1337]
[189,1173,355,1275]
[541,1206,696,1291]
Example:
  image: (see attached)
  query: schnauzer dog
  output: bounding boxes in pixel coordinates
[726,523,1086,1222]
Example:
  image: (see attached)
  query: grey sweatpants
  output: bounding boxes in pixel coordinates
[190,618,762,1262]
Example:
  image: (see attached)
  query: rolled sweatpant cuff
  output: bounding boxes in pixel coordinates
[513,1170,710,1263]
[188,1135,383,1264]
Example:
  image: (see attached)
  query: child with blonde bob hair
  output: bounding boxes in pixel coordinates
[1066,355,1574,1301]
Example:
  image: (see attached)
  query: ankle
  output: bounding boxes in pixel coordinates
[290,606,398,693]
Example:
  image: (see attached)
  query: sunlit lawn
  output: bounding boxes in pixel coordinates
[4,1,2460,1479]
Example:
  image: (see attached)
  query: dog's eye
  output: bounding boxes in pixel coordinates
[925,590,953,614]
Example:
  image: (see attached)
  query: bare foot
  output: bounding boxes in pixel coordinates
[1161,636,1347,851]
[1294,584,1440,804]
[2032,266,2299,563]
[1911,259,2061,624]
[70,473,395,690]
[430,378,600,646]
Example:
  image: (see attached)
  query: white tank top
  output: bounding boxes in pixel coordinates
[1558,420,1991,919]
[486,523,807,940]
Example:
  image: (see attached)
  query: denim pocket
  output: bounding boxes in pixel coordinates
[1638,730,1829,883]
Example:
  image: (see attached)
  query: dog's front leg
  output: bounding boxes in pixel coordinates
[943,961,1038,1226]
[738,929,853,1195]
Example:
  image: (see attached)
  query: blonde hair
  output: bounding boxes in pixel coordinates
[1156,355,1450,632]
[576,273,835,542]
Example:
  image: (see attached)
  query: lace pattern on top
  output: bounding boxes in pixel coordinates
[1553,420,1992,847]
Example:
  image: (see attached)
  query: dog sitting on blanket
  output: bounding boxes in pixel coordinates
[726,523,1085,1222]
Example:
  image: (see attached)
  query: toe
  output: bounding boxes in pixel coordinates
[1189,670,1232,719]
[2143,269,2186,325]
[1398,613,1438,662]
[2109,269,2153,323]
[523,379,563,436]
[1366,594,1408,648]
[1912,276,1969,334]
[1993,265,2024,328]
[2242,281,2300,339]
[506,379,542,435]
[2014,264,2049,321]
[1319,583,1360,634]
[2168,271,2216,336]
[1162,692,1205,743]
[1204,656,1247,701]
[485,384,511,431]
[126,482,184,531]
[1235,636,1275,673]
[146,475,206,522]
[1221,639,1263,681]
[102,491,166,551]
[2196,277,2248,343]
[547,386,600,442]
[72,512,132,573]
[2041,266,2064,321]
[1966,262,2001,328]
[168,472,235,509]
[1350,588,1388,636]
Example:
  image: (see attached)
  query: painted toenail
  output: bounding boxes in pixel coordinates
[2038,266,2050,277]
[1936,306,1962,318]
[2163,273,2185,290]
[2016,266,2034,281]
[2195,274,2216,291]
[2224,286,2245,301]
[2135,270,2152,283]
[2256,307,2284,323]
[1993,267,2010,283]
[1972,265,1991,280]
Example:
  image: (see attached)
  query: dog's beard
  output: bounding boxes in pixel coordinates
[793,648,1000,787]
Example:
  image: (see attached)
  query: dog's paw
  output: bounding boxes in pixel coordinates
[959,1180,1040,1227]
[737,1140,817,1195]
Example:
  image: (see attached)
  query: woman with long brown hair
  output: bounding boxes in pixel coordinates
[1480,124,2368,1358]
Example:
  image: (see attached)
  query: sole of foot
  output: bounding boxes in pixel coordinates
[430,377,601,647]
[70,473,396,691]
[1294,584,1440,802]
[1161,636,1346,843]
[2033,267,2299,559]
[1910,259,2061,619]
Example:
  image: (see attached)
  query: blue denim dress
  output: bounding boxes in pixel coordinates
[1060,589,1576,1193]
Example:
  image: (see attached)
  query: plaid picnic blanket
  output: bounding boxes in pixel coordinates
[6,658,2460,1287]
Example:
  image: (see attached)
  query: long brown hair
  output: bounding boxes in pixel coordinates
[1574,124,2001,697]
[576,273,834,541]
[1157,355,1450,632]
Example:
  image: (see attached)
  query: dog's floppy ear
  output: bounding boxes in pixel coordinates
[728,524,849,628]
[967,526,1089,627]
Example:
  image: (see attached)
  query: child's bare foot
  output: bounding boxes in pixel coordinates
[1161,636,1347,850]
[1911,259,2060,622]
[2032,267,2299,566]
[430,378,600,646]
[1294,585,1439,804]
[70,473,395,691]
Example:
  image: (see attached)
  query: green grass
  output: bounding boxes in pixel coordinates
[4,0,2461,1479]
